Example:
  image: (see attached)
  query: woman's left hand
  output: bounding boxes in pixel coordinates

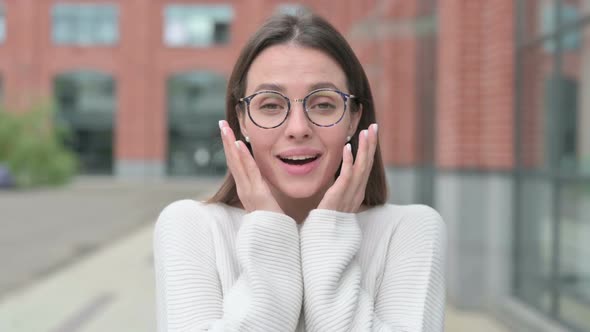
[317,123,378,213]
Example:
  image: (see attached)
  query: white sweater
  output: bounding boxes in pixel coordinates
[153,200,446,332]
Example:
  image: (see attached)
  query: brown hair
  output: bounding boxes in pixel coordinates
[207,11,388,206]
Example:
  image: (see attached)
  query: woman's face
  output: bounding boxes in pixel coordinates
[238,44,362,200]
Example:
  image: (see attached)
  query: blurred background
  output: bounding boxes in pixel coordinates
[0,0,588,331]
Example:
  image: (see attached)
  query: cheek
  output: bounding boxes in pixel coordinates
[248,141,276,173]
[324,129,349,151]
[323,136,347,167]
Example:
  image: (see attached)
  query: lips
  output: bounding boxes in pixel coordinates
[276,148,322,175]
[279,155,319,165]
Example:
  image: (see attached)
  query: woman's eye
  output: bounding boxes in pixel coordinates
[310,102,336,110]
[260,103,283,110]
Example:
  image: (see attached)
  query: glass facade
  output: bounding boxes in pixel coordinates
[164,4,233,47]
[54,71,116,174]
[516,1,590,330]
[276,4,308,15]
[167,71,226,176]
[52,3,119,46]
[414,0,437,207]
[0,3,5,44]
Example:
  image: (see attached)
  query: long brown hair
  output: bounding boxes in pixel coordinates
[207,11,388,206]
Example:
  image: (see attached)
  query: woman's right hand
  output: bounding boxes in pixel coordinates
[219,120,284,214]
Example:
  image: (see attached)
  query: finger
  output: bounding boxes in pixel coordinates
[317,143,356,212]
[356,124,379,201]
[219,121,247,187]
[339,143,353,184]
[366,123,378,169]
[341,143,356,209]
[219,120,238,172]
[235,139,263,183]
[234,139,282,213]
[351,128,369,188]
[362,124,378,178]
[329,143,354,204]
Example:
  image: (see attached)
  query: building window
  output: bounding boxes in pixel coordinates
[516,1,590,330]
[52,3,119,46]
[54,71,116,174]
[0,4,5,44]
[164,4,233,47]
[167,71,226,175]
[276,4,309,15]
[540,3,580,53]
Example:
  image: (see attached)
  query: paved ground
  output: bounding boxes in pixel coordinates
[0,176,223,299]
[0,176,511,332]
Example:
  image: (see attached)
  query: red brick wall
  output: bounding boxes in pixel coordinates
[0,0,256,162]
[437,0,515,169]
[0,0,518,172]
[349,2,421,166]
[0,0,369,165]
[480,0,515,169]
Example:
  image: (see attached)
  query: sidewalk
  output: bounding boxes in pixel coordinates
[0,178,511,332]
[0,175,222,299]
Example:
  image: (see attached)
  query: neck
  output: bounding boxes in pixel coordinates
[271,185,329,224]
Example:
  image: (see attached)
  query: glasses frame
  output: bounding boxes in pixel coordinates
[239,88,356,129]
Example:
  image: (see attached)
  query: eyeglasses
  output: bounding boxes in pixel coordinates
[239,88,356,129]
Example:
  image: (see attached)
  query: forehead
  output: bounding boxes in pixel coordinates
[246,44,347,94]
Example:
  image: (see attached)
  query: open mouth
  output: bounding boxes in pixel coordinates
[278,155,320,165]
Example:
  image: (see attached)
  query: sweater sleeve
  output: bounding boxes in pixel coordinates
[299,206,446,332]
[153,200,303,332]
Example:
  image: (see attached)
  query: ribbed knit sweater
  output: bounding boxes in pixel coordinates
[153,200,446,332]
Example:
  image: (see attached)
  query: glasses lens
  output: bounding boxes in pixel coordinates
[249,92,289,128]
[306,90,346,126]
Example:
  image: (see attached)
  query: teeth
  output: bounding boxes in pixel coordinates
[281,155,316,161]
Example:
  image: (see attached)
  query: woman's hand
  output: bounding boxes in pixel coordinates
[317,123,378,213]
[219,120,283,214]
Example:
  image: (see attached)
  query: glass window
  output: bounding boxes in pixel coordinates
[0,4,5,43]
[518,43,553,172]
[541,3,581,53]
[164,4,233,47]
[564,0,590,18]
[167,72,226,176]
[522,0,554,41]
[276,4,309,15]
[517,2,590,329]
[553,25,590,176]
[54,71,116,174]
[514,177,554,315]
[558,182,590,331]
[52,3,119,46]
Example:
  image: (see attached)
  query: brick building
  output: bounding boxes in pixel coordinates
[0,0,589,331]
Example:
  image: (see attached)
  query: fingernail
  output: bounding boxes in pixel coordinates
[363,130,368,138]
[221,127,227,136]
[346,143,351,151]
[234,141,240,149]
[373,123,378,134]
[218,120,224,129]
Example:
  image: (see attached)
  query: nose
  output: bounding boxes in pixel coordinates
[283,102,313,140]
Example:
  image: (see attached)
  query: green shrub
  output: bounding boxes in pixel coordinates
[0,101,78,188]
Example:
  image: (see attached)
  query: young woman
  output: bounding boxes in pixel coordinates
[154,12,446,332]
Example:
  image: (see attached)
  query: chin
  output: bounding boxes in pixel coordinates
[274,177,330,200]
[262,161,337,200]
[282,188,321,199]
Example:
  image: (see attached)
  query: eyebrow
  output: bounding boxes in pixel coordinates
[252,82,342,93]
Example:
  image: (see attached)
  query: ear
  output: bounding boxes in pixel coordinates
[235,104,249,139]
[347,103,363,138]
